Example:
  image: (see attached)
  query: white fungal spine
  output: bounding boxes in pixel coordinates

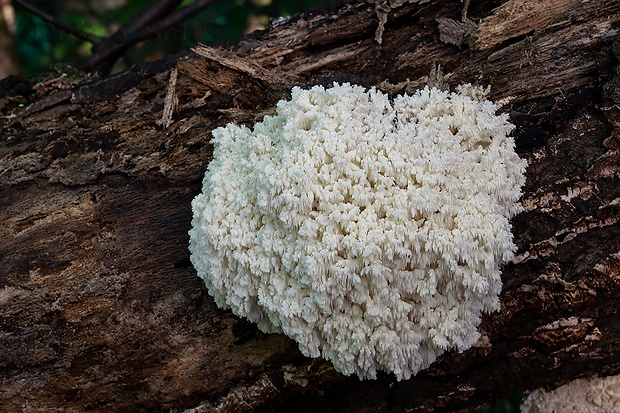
[189,83,527,380]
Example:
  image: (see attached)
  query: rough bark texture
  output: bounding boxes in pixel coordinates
[1,0,619,412]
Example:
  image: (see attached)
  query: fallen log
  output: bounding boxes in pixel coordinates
[1,0,619,411]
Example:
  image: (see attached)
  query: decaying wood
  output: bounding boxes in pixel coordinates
[1,0,619,412]
[159,67,178,129]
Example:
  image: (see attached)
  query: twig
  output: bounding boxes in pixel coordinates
[462,0,471,21]
[114,0,184,41]
[13,0,103,44]
[85,0,221,72]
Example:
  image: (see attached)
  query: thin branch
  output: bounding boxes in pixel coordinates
[113,0,184,41]
[462,0,471,21]
[85,0,221,72]
[143,0,221,40]
[13,0,103,44]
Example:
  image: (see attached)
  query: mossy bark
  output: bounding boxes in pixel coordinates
[1,0,619,412]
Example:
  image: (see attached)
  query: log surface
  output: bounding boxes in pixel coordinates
[1,0,619,411]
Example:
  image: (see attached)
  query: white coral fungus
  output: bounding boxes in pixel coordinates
[522,374,620,412]
[189,83,527,380]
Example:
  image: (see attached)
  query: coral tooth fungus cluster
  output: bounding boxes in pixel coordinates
[189,83,527,380]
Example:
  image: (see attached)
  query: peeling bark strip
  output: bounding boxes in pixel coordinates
[475,0,583,50]
[190,45,277,84]
[0,0,619,412]
[160,67,178,129]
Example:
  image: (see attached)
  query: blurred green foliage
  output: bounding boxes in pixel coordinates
[14,0,322,75]
[15,10,54,74]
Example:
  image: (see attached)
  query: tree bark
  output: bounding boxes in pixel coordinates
[1,0,619,412]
